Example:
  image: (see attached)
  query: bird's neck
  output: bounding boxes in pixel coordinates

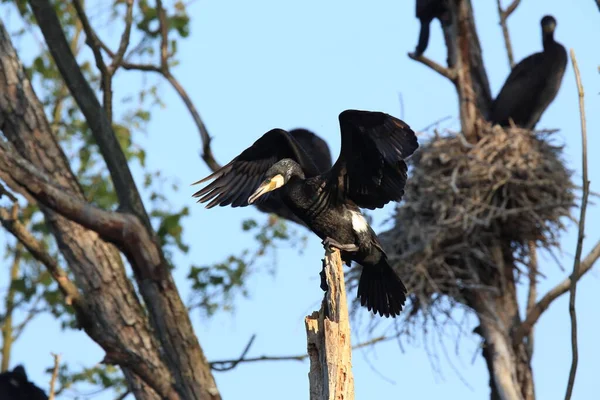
[542,33,556,51]
[287,163,306,181]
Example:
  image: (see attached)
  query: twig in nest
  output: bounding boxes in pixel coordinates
[564,49,589,400]
[49,353,60,400]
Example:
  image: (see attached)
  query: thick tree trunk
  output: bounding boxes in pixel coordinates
[443,0,492,143]
[0,18,220,399]
[438,2,533,399]
[25,1,221,397]
[472,245,535,400]
[0,21,169,400]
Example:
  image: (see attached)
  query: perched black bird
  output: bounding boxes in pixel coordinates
[193,110,419,317]
[489,15,567,130]
[0,365,48,400]
[413,0,450,57]
[254,128,332,226]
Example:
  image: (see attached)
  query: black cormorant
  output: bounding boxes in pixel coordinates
[193,110,419,317]
[489,15,567,130]
[254,128,332,226]
[413,0,450,57]
[0,365,48,400]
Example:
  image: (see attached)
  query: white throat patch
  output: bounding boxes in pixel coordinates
[350,210,369,233]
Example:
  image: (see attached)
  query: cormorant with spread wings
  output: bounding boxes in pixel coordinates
[193,110,419,317]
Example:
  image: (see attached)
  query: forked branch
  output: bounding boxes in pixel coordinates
[76,0,220,172]
[514,240,600,344]
[0,206,82,309]
[496,0,521,68]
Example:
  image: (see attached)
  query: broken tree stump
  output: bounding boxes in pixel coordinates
[305,248,355,400]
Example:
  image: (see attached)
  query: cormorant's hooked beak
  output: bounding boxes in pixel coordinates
[248,174,285,204]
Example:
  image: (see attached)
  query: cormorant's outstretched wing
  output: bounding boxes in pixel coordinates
[252,128,333,226]
[192,128,320,208]
[289,129,333,173]
[322,110,419,210]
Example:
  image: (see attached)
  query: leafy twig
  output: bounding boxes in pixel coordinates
[564,48,589,400]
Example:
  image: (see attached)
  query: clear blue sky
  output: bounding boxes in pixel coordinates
[2,1,600,399]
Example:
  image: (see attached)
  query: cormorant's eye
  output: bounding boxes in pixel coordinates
[265,179,271,184]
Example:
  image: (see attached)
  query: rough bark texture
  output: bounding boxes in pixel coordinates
[470,245,534,400]
[0,13,219,399]
[306,249,354,400]
[443,0,492,143]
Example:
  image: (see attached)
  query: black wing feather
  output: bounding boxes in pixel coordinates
[489,52,547,128]
[323,110,419,210]
[193,129,320,208]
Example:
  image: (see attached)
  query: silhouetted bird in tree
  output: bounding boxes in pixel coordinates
[413,0,450,57]
[255,128,332,226]
[0,365,48,400]
[193,110,419,317]
[489,15,567,130]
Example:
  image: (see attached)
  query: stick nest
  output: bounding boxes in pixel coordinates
[368,126,576,319]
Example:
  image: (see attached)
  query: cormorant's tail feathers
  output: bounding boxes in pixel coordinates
[357,261,406,318]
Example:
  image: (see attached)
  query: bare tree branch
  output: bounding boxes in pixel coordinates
[496,0,521,68]
[514,239,600,345]
[208,334,397,371]
[210,335,257,372]
[1,243,22,371]
[156,0,169,71]
[0,207,82,308]
[526,241,537,358]
[110,0,134,72]
[71,0,133,123]
[504,0,521,16]
[564,48,589,400]
[90,1,221,172]
[71,0,115,122]
[162,70,220,171]
[115,391,131,400]
[48,353,60,400]
[408,52,458,82]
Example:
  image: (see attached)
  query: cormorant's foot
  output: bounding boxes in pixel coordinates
[319,258,328,292]
[322,237,359,253]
